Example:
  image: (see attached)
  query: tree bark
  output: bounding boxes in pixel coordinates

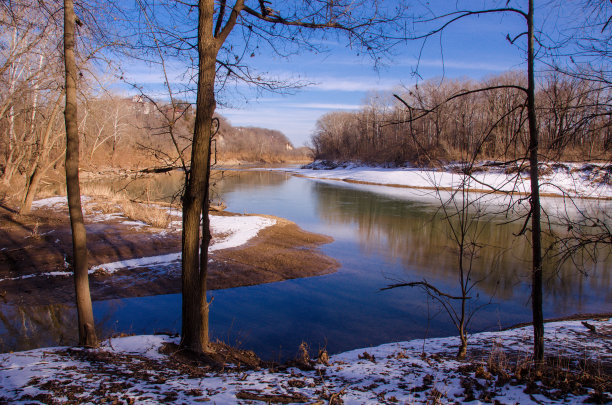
[64,0,97,348]
[527,0,544,362]
[180,0,216,353]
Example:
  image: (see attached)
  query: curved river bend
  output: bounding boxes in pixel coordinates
[1,170,610,360]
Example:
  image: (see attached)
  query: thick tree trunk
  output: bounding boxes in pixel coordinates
[64,0,97,348]
[180,0,216,353]
[527,0,544,362]
[21,168,44,215]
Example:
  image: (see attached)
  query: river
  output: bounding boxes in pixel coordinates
[1,169,610,360]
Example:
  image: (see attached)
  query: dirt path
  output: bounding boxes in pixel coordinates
[0,200,338,306]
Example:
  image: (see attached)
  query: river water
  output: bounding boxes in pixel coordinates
[1,169,610,360]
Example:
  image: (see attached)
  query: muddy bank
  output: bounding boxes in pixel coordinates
[0,201,338,306]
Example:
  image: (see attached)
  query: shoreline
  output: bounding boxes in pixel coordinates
[0,317,609,404]
[0,196,339,306]
[267,160,612,201]
[292,173,612,201]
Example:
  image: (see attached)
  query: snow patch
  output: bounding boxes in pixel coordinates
[273,161,612,199]
[1,319,609,404]
[89,215,275,275]
[209,215,276,252]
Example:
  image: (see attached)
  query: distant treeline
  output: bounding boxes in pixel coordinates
[214,116,309,163]
[85,97,309,168]
[311,72,611,166]
[0,93,308,182]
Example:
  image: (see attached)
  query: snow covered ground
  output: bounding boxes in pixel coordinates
[89,215,276,275]
[0,318,609,404]
[273,161,612,200]
[3,197,275,280]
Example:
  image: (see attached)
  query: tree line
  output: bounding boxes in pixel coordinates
[0,86,305,212]
[311,72,611,166]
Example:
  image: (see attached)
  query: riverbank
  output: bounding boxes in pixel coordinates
[0,317,609,404]
[0,196,338,306]
[276,160,612,200]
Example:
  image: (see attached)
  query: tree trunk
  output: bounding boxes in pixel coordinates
[64,0,97,348]
[198,152,213,349]
[527,0,544,362]
[457,332,467,360]
[180,0,216,354]
[21,167,45,215]
[21,91,64,215]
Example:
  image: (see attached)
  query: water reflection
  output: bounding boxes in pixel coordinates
[312,180,611,311]
[2,170,610,358]
[73,169,292,204]
[0,303,76,352]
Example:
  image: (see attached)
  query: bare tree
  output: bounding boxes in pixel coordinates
[131,0,406,354]
[308,0,610,363]
[384,169,494,359]
[64,0,97,347]
[376,0,548,362]
[0,1,60,187]
[20,90,66,214]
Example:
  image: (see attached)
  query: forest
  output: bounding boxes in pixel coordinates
[311,72,611,166]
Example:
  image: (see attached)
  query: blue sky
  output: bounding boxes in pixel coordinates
[117,0,592,147]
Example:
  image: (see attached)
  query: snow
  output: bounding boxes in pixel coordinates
[271,161,612,200]
[0,271,72,283]
[4,197,276,279]
[89,215,275,275]
[0,319,609,404]
[30,196,69,208]
[106,335,173,361]
[89,253,182,274]
[209,215,276,252]
[31,196,92,208]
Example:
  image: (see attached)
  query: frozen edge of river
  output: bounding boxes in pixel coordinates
[263,161,612,200]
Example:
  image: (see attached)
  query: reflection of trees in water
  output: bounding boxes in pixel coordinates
[0,302,122,352]
[0,303,76,352]
[109,169,292,204]
[41,170,292,205]
[313,182,611,309]
[40,171,187,203]
[105,172,186,203]
[215,171,291,195]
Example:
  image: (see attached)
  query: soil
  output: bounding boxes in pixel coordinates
[0,201,339,306]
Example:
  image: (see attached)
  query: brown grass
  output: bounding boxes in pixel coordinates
[80,184,176,228]
[209,215,339,288]
[80,184,115,199]
[120,201,172,229]
[482,344,611,403]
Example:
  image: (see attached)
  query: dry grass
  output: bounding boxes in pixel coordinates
[80,184,116,199]
[79,184,175,228]
[120,201,172,229]
[481,342,612,403]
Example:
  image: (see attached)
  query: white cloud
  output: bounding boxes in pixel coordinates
[310,77,398,92]
[284,102,361,110]
[120,60,194,86]
[291,54,517,73]
[404,58,519,72]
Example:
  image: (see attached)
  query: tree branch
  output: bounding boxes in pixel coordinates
[381,281,470,300]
